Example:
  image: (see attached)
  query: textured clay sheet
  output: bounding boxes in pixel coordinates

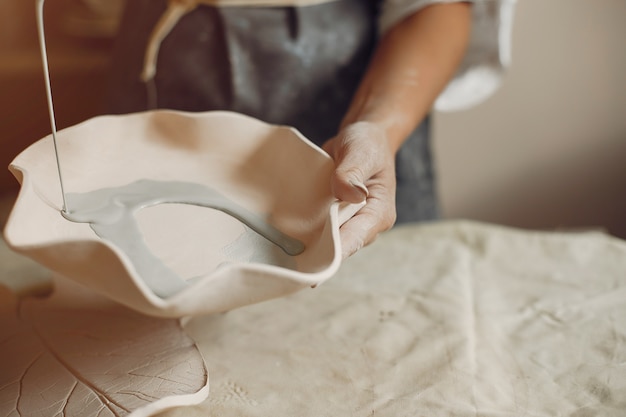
[0,277,208,416]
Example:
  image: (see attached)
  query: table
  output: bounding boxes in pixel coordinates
[2,199,625,415]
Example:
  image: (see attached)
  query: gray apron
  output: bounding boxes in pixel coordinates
[108,0,438,222]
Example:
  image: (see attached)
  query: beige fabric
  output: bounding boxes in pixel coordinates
[159,221,626,416]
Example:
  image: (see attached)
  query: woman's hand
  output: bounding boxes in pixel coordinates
[323,121,397,259]
[324,3,472,258]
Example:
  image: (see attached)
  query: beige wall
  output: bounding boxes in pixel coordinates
[434,0,626,238]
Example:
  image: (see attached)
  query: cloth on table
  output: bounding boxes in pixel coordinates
[156,221,626,416]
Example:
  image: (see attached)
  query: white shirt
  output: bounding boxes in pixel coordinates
[379,0,517,112]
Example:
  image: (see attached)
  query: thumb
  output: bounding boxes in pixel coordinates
[332,164,369,204]
[329,137,370,203]
[328,122,388,203]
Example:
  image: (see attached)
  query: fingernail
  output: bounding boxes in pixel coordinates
[348,180,369,199]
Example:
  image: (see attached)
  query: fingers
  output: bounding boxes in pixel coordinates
[328,122,389,204]
[339,183,397,258]
[325,121,398,258]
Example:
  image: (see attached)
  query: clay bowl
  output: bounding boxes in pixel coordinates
[3,110,362,317]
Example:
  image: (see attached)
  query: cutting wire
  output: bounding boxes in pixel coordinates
[36,0,69,213]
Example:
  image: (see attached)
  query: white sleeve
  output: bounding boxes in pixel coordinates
[379,0,471,33]
[379,0,517,112]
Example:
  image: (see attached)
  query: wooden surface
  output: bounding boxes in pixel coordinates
[0,0,115,194]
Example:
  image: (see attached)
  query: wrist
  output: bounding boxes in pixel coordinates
[343,108,418,154]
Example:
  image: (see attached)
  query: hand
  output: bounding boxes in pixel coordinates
[323,121,397,258]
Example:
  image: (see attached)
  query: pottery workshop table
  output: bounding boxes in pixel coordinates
[1,199,626,415]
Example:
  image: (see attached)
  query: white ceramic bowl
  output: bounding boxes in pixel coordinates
[3,110,362,317]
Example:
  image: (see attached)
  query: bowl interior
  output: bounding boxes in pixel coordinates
[6,111,340,296]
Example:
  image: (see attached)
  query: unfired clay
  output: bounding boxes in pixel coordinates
[3,110,363,317]
[0,276,208,417]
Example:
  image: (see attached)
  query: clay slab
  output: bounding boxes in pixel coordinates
[3,110,362,317]
[0,276,209,417]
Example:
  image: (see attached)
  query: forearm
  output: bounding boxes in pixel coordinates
[342,3,472,152]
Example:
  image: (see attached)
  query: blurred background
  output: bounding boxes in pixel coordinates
[435,0,626,238]
[1,0,625,237]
